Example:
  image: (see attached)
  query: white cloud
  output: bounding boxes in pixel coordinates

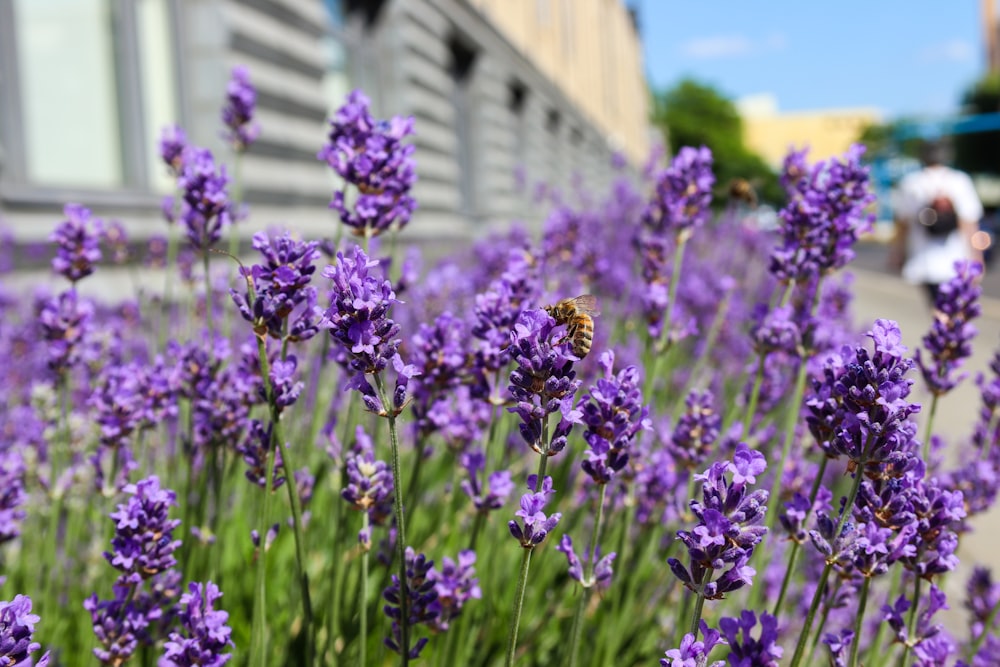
[679,33,788,60]
[918,39,975,63]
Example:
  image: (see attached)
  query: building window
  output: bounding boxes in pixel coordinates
[508,80,527,175]
[1,0,179,193]
[449,35,477,219]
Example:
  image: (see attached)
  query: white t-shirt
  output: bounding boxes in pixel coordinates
[892,165,983,285]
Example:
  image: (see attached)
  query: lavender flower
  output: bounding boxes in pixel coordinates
[965,566,1000,641]
[0,449,27,545]
[507,309,582,456]
[718,610,783,667]
[230,231,321,341]
[0,595,49,666]
[383,548,438,659]
[915,260,982,396]
[160,124,188,175]
[267,356,303,411]
[86,573,181,666]
[317,89,417,237]
[770,144,875,283]
[50,203,102,283]
[342,426,394,547]
[508,475,562,548]
[661,621,726,667]
[459,448,514,513]
[320,244,401,378]
[805,319,920,475]
[668,390,721,472]
[236,420,285,491]
[220,65,259,152]
[667,444,769,599]
[160,581,234,667]
[427,550,481,632]
[177,148,231,251]
[556,534,616,590]
[577,350,650,485]
[642,146,715,239]
[105,476,182,585]
[822,628,854,667]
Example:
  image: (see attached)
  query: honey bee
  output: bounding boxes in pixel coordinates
[544,294,599,359]
[728,178,758,208]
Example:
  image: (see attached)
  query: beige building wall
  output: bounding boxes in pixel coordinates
[738,96,882,167]
[469,0,650,165]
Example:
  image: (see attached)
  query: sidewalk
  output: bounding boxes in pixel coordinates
[849,266,999,632]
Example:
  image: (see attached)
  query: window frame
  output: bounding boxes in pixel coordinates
[0,0,185,209]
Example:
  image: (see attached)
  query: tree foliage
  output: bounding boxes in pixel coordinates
[652,78,783,204]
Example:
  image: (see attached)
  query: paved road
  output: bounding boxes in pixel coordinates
[847,258,1000,634]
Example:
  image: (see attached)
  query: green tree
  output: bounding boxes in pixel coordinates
[653,78,782,204]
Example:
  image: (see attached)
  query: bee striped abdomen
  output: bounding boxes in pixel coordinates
[567,314,594,359]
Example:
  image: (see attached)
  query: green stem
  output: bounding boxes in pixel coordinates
[688,587,707,636]
[969,591,1000,657]
[789,562,832,667]
[866,566,904,667]
[201,250,214,344]
[374,374,410,667]
[922,394,939,461]
[568,483,608,667]
[772,456,829,615]
[505,416,551,667]
[898,576,923,667]
[258,336,314,662]
[249,436,276,666]
[740,356,767,437]
[849,577,871,667]
[360,512,369,667]
[468,512,486,553]
[764,356,811,528]
[675,286,733,417]
[504,547,534,667]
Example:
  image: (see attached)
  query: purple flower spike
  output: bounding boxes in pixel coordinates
[556,534,616,590]
[668,444,769,599]
[342,426,394,547]
[236,420,286,491]
[318,89,417,237]
[50,203,103,283]
[508,476,562,548]
[660,620,726,667]
[383,547,438,659]
[0,449,27,546]
[37,289,96,376]
[507,308,583,455]
[230,231,321,341]
[104,476,182,585]
[577,350,651,485]
[428,550,481,632]
[161,581,234,667]
[718,610,783,667]
[221,65,259,152]
[177,148,231,251]
[459,449,513,513]
[915,260,982,397]
[668,390,720,472]
[160,124,188,175]
[320,244,401,378]
[642,145,715,239]
[0,595,50,667]
[770,144,875,283]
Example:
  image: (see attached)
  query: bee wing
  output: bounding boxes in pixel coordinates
[571,294,600,316]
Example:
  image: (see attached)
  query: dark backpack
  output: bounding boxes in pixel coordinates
[917,195,958,238]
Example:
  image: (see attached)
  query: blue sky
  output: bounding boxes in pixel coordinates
[635,1,987,121]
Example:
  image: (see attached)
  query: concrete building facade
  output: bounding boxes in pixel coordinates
[0,0,651,248]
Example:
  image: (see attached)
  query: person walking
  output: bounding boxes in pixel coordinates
[888,138,985,302]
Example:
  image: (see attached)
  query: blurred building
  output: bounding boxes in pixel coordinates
[736,94,882,168]
[0,0,650,248]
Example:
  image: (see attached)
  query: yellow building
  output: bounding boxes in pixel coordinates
[469,0,650,166]
[737,94,882,167]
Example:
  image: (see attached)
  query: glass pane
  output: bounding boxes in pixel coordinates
[137,0,178,193]
[14,0,123,187]
[321,36,351,116]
